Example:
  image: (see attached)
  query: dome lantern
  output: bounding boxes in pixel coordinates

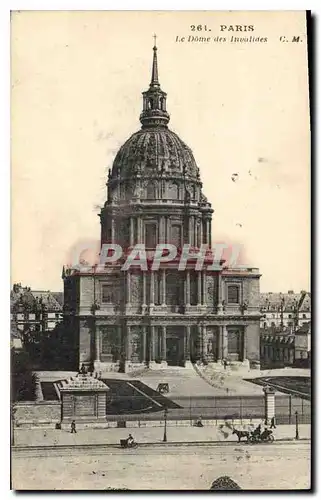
[140,38,170,129]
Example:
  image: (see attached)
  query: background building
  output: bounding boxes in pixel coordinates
[260,321,311,369]
[260,290,311,331]
[11,283,63,335]
[62,45,262,372]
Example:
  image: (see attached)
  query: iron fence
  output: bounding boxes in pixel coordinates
[105,394,311,425]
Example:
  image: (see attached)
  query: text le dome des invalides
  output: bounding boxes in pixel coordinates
[62,43,261,373]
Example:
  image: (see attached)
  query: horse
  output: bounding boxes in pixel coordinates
[232,428,250,443]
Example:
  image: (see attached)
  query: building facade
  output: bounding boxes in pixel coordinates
[260,290,311,331]
[63,45,262,372]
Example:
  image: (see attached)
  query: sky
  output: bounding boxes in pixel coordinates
[11,10,310,293]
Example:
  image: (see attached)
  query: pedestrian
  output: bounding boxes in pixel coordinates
[71,420,77,434]
[196,416,203,428]
[270,416,276,429]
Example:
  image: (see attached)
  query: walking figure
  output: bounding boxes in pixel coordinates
[71,420,77,434]
[270,416,276,429]
[79,363,87,375]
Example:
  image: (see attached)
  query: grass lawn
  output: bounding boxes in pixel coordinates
[245,376,310,400]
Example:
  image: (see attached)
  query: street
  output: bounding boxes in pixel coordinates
[12,441,310,490]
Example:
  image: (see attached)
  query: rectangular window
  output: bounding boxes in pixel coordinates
[227,285,240,304]
[145,224,157,248]
[102,284,113,303]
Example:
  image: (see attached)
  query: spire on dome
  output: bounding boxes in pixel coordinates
[140,39,170,129]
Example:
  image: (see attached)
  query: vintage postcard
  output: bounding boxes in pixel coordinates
[11,10,311,491]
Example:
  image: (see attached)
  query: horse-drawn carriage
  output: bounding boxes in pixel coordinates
[232,426,274,443]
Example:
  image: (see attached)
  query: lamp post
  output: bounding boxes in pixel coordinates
[163,407,168,442]
[295,411,299,440]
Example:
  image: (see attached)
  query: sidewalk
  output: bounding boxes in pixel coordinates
[13,424,311,448]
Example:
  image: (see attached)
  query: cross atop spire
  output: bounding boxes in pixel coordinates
[153,33,157,48]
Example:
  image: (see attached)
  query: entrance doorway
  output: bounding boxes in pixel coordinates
[166,329,184,366]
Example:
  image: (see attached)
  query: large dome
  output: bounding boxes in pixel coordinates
[112,128,200,180]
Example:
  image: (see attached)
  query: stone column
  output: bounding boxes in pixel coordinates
[150,271,155,306]
[196,324,204,360]
[243,326,247,362]
[126,325,132,363]
[197,272,202,305]
[222,325,228,359]
[149,325,157,368]
[186,270,190,306]
[185,325,193,368]
[160,216,165,244]
[150,326,156,360]
[201,324,207,360]
[202,271,206,305]
[188,218,193,246]
[199,219,203,246]
[217,272,223,314]
[111,218,115,242]
[161,269,166,306]
[126,272,131,304]
[161,326,167,365]
[94,324,100,366]
[142,327,147,364]
[216,326,221,362]
[142,272,147,309]
[130,217,134,246]
[137,217,142,244]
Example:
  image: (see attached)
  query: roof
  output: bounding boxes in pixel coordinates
[260,291,310,312]
[112,128,200,182]
[11,285,63,312]
[51,292,64,307]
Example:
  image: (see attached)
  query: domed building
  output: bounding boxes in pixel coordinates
[63,44,261,372]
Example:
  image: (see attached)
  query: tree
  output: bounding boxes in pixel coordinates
[11,348,38,401]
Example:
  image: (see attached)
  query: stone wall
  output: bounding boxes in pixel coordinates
[247,278,260,308]
[15,402,61,424]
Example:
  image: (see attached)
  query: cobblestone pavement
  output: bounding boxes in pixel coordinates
[12,441,311,490]
[13,424,311,447]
